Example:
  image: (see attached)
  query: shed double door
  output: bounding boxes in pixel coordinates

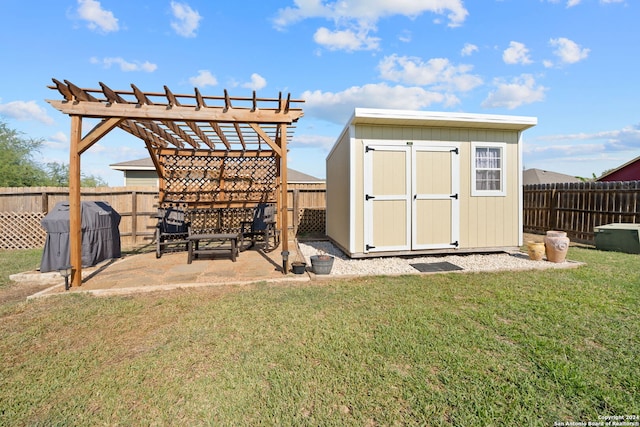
[364,142,460,253]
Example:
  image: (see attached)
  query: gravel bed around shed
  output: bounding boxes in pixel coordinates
[298,241,581,276]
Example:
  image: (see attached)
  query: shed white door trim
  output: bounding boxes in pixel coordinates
[364,141,460,253]
[363,144,412,252]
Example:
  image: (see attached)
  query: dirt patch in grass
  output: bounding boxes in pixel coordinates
[0,282,53,305]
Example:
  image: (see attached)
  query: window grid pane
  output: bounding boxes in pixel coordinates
[475,147,502,191]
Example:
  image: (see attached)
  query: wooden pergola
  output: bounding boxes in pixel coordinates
[47,79,304,287]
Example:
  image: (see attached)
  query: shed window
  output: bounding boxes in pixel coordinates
[472,142,506,196]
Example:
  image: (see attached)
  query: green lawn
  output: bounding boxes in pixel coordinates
[0,247,638,425]
[0,248,41,289]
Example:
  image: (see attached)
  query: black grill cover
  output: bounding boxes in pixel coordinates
[40,201,121,273]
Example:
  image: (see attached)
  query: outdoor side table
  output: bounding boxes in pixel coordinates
[187,233,240,263]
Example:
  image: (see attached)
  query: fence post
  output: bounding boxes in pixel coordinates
[549,187,558,230]
[41,191,48,213]
[292,189,300,235]
[131,191,138,245]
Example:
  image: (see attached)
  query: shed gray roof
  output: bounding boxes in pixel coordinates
[110,158,323,182]
[523,168,582,185]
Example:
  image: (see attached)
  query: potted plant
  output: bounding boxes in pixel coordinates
[310,249,334,275]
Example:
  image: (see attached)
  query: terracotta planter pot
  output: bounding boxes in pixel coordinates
[526,241,545,261]
[544,230,570,263]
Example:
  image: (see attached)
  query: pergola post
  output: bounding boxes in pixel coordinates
[279,123,289,274]
[69,115,83,287]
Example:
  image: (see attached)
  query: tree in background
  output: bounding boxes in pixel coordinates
[0,120,107,187]
[0,121,49,186]
[44,162,108,187]
[44,161,68,187]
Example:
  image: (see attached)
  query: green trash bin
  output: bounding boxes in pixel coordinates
[594,223,640,254]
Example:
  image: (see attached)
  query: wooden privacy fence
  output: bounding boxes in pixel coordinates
[523,181,640,243]
[6,182,638,249]
[0,186,327,250]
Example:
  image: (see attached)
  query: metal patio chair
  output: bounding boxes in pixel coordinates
[240,203,280,252]
[154,206,189,258]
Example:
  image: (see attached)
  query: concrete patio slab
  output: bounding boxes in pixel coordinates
[16,242,311,299]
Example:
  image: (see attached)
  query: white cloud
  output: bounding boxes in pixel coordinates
[302,83,459,124]
[91,57,157,72]
[544,0,580,6]
[546,0,624,5]
[43,132,69,151]
[503,41,533,65]
[378,54,482,92]
[398,30,412,43]
[170,1,202,38]
[188,70,218,88]
[291,134,336,150]
[274,0,468,51]
[523,125,640,175]
[535,125,640,152]
[50,131,68,143]
[77,0,119,33]
[461,43,478,56]
[275,0,468,28]
[313,27,380,51]
[549,37,590,65]
[242,74,268,91]
[0,100,55,125]
[482,74,547,110]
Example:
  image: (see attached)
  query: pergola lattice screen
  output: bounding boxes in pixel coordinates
[159,151,278,207]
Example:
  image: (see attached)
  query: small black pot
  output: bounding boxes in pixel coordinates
[291,262,307,274]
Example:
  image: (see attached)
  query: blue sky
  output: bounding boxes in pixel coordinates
[0,0,638,185]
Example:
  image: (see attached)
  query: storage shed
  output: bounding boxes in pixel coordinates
[326,108,537,258]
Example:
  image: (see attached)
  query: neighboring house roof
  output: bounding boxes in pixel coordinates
[523,168,582,185]
[597,155,640,182]
[109,158,324,183]
[286,168,323,182]
[109,158,156,171]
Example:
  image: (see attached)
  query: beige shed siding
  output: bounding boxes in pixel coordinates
[326,130,351,251]
[353,124,521,252]
[460,132,520,248]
